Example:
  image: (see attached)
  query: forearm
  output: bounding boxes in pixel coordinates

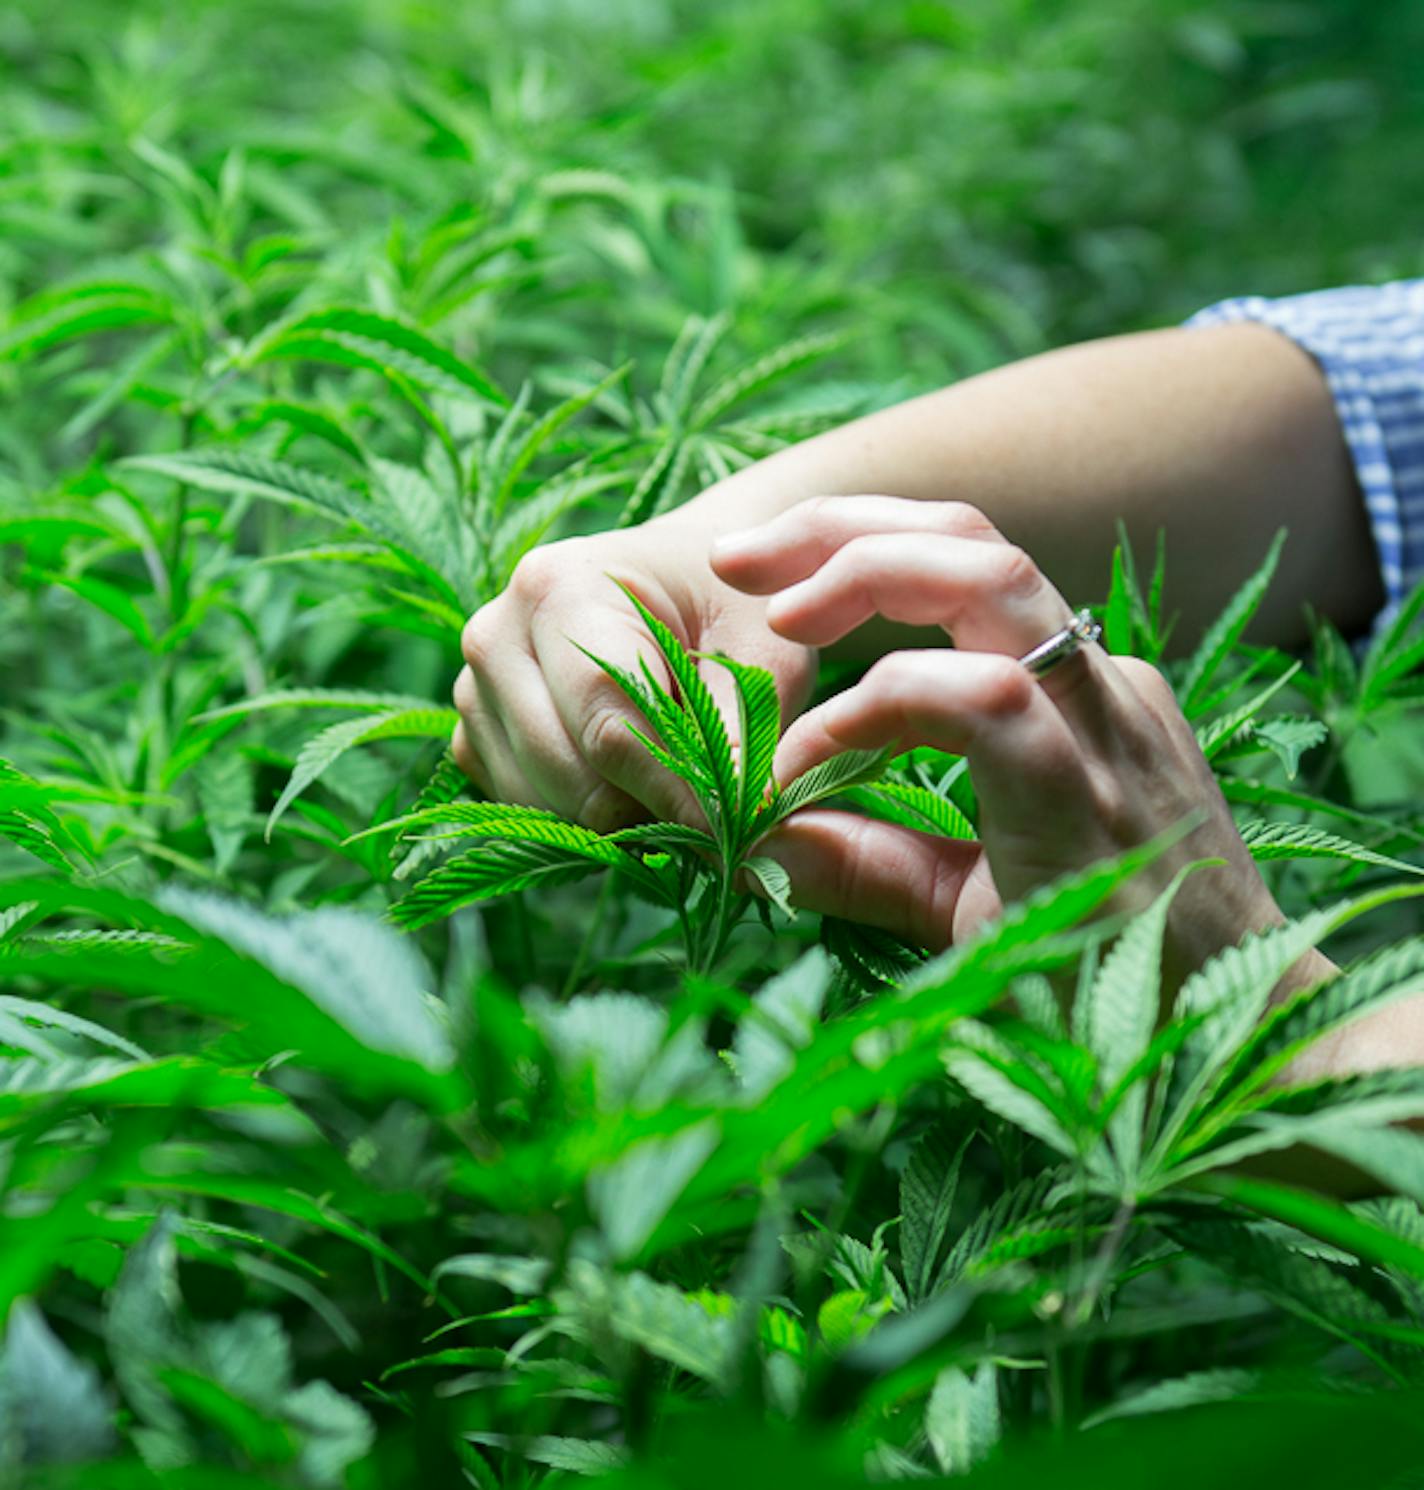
[669,323,1381,646]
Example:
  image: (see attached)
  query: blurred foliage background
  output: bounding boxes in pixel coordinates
[5,3,1424,1487]
[4,0,1424,390]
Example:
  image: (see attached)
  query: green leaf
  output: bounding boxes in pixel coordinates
[616,584,738,835]
[742,855,796,919]
[195,750,254,874]
[701,652,781,833]
[899,1129,970,1304]
[105,1214,184,1436]
[489,364,629,517]
[197,686,437,723]
[367,455,461,567]
[926,1362,1000,1474]
[690,332,844,428]
[1077,866,1197,1180]
[943,1060,1076,1161]
[489,467,627,587]
[391,842,606,928]
[1083,1369,1259,1428]
[1299,1121,1424,1211]
[159,888,454,1073]
[1155,883,1424,1168]
[0,996,148,1061]
[758,747,896,830]
[123,447,379,530]
[1103,545,1136,656]
[0,807,76,873]
[266,707,457,837]
[0,1298,115,1465]
[1238,820,1424,877]
[588,1120,720,1260]
[660,311,731,417]
[605,821,719,856]
[560,1265,735,1391]
[616,435,682,529]
[466,1433,628,1476]
[38,571,155,649]
[1194,663,1302,760]
[430,1255,551,1295]
[0,282,171,361]
[1229,936,1424,1098]
[1219,776,1411,835]
[1191,1174,1424,1281]
[238,398,366,462]
[733,949,830,1098]
[842,780,977,840]
[1250,716,1328,779]
[938,1170,1062,1287]
[1179,529,1286,714]
[247,305,505,404]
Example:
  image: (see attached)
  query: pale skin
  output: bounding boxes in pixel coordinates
[452,321,1424,1079]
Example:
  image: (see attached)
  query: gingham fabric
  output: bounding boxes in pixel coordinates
[1188,279,1424,628]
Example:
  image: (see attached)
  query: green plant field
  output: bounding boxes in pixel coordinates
[5,2,1424,1485]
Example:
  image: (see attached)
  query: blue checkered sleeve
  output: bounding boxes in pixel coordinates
[1187,279,1424,627]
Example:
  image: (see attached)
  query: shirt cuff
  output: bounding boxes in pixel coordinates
[1186,279,1424,632]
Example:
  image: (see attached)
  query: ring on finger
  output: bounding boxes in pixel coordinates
[1016,607,1102,679]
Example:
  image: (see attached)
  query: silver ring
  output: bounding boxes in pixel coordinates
[1016,608,1102,678]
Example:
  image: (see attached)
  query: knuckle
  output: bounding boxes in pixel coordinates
[991,544,1043,601]
[578,700,636,772]
[793,494,837,529]
[1115,656,1177,708]
[769,494,835,549]
[831,534,887,589]
[867,650,924,704]
[938,500,1000,541]
[974,655,1036,718]
[507,540,573,604]
[574,780,640,833]
[451,665,479,714]
[461,607,499,668]
[450,724,489,792]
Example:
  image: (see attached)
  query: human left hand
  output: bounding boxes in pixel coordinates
[710,494,1288,981]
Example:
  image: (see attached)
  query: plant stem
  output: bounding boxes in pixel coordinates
[563,872,614,997]
[693,859,739,977]
[166,404,197,625]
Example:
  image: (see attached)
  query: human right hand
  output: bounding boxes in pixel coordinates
[709,494,1294,982]
[451,509,816,831]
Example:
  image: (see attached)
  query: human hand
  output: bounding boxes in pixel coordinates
[711,495,1286,977]
[452,509,816,831]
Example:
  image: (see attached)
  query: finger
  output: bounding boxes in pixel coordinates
[455,660,573,814]
[774,649,1081,809]
[450,665,504,798]
[451,714,493,797]
[710,494,1006,595]
[761,531,1072,658]
[696,607,820,746]
[461,600,659,827]
[756,810,988,951]
[471,654,653,830]
[527,602,704,828]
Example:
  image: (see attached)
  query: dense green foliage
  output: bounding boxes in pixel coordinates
[5,2,1424,1485]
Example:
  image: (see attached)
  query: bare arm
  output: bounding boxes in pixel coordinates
[679,322,1382,646]
[454,321,1381,829]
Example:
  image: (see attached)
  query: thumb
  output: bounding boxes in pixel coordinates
[755,810,986,952]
